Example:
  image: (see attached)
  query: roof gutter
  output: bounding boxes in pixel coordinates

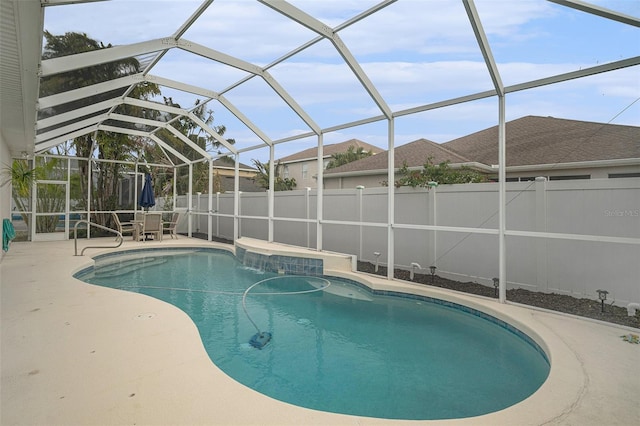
[280,155,330,165]
[491,157,640,172]
[323,161,494,178]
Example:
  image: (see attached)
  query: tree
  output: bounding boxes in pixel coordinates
[40,32,161,225]
[383,157,487,188]
[326,145,373,169]
[149,98,236,195]
[1,158,65,233]
[252,160,296,191]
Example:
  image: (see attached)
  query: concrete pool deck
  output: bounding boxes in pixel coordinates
[1,238,638,425]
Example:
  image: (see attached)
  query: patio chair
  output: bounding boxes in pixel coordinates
[163,212,180,239]
[111,212,136,240]
[139,213,163,242]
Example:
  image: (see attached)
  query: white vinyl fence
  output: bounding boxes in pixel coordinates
[180,178,640,306]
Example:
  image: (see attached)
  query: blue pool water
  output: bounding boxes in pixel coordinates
[75,248,550,420]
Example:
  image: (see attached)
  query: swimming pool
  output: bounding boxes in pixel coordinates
[75,247,550,420]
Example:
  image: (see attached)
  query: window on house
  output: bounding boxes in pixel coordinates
[609,172,640,178]
[323,159,330,169]
[283,165,289,178]
[549,175,590,181]
[302,164,308,179]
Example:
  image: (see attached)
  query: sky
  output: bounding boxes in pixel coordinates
[43,0,639,163]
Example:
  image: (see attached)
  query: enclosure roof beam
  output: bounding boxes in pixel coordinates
[144,74,218,100]
[148,134,190,164]
[98,124,149,137]
[187,111,238,154]
[41,0,107,6]
[177,38,319,134]
[217,95,272,146]
[122,97,188,119]
[331,33,393,119]
[152,143,175,167]
[34,124,99,153]
[108,113,166,131]
[172,0,214,39]
[506,56,640,93]
[463,0,504,96]
[259,0,333,37]
[164,124,213,160]
[142,75,272,145]
[548,0,640,27]
[40,38,175,77]
[177,39,263,75]
[261,70,321,134]
[38,74,143,109]
[35,112,109,143]
[37,97,121,130]
[96,124,189,165]
[260,0,392,119]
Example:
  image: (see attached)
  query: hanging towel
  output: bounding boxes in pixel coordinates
[3,219,16,252]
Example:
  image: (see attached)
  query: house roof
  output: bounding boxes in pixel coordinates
[324,116,639,177]
[324,138,472,174]
[443,116,640,167]
[277,139,383,163]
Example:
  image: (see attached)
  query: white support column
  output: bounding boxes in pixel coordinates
[233,156,240,241]
[208,159,213,242]
[268,146,275,242]
[305,187,311,248]
[87,159,92,239]
[535,176,548,292]
[188,163,193,237]
[30,158,37,240]
[429,184,438,266]
[216,191,220,238]
[172,166,177,214]
[316,133,324,251]
[65,157,71,238]
[387,119,395,280]
[357,185,364,260]
[134,164,139,214]
[498,96,507,303]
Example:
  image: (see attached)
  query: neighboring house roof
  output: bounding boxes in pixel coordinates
[324,116,639,177]
[443,116,640,167]
[277,139,383,163]
[325,138,472,174]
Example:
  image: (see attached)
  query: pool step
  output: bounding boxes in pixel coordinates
[95,256,169,278]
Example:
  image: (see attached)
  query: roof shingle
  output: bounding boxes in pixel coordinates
[443,116,639,167]
[278,139,383,163]
[325,138,472,174]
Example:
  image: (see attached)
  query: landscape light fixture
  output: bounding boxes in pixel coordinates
[373,252,381,273]
[493,277,499,298]
[429,266,437,283]
[596,289,609,313]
